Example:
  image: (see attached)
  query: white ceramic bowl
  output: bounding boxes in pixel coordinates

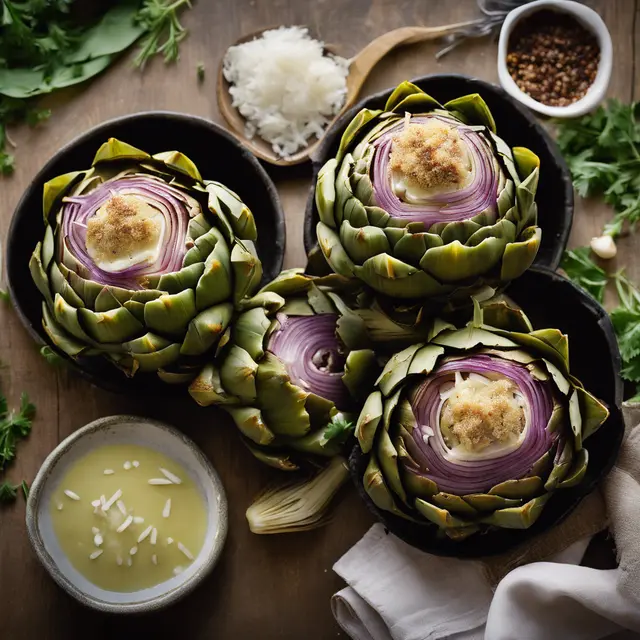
[497,0,612,118]
[26,415,228,614]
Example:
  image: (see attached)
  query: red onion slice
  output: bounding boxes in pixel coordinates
[407,355,555,495]
[61,175,194,289]
[370,115,499,226]
[267,313,351,410]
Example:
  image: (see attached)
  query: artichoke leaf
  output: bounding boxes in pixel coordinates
[375,344,422,397]
[500,227,542,282]
[431,492,478,517]
[577,386,610,440]
[144,289,197,338]
[336,109,384,164]
[93,138,150,165]
[153,150,202,182]
[181,303,233,356]
[220,345,258,402]
[226,406,275,446]
[364,455,416,520]
[256,352,311,437]
[316,158,338,227]
[415,497,470,529]
[488,476,543,499]
[444,93,496,132]
[233,307,271,361]
[317,222,357,278]
[480,494,550,529]
[343,349,379,400]
[357,391,384,453]
[77,305,144,344]
[189,363,239,406]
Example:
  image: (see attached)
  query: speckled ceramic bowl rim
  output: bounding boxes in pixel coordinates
[25,415,228,614]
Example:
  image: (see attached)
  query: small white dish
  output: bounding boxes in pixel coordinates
[26,415,228,614]
[497,0,613,118]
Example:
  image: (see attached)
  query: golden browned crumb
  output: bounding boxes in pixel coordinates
[389,120,470,191]
[441,379,524,451]
[86,195,159,263]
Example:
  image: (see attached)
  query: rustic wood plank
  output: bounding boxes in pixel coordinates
[0,1,634,638]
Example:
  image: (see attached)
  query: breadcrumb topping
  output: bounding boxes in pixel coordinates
[86,194,160,265]
[441,378,524,451]
[389,120,470,192]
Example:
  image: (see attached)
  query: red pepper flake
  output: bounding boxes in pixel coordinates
[507,9,600,107]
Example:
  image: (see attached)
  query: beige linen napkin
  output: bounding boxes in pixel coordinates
[331,404,640,640]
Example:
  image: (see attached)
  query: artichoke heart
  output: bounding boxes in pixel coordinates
[31,137,262,380]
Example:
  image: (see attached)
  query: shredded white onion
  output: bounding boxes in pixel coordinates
[223,26,349,158]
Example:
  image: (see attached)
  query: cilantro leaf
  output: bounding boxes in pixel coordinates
[560,247,608,303]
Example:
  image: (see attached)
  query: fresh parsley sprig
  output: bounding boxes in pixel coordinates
[556,100,640,238]
[562,248,640,399]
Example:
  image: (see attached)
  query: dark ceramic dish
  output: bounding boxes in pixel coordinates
[304,74,573,270]
[350,266,624,558]
[7,112,285,395]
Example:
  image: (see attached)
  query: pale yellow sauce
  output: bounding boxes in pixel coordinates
[50,444,207,592]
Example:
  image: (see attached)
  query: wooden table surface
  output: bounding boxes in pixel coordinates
[0,1,635,638]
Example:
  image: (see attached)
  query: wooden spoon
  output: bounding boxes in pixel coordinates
[217,21,479,167]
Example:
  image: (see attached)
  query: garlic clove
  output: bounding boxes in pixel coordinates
[590,235,617,260]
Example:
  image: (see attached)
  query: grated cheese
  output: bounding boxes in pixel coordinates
[64,489,80,501]
[91,499,101,508]
[133,516,145,524]
[103,469,114,475]
[162,499,172,519]
[159,468,182,484]
[123,461,132,470]
[57,503,64,511]
[94,533,103,547]
[222,26,349,158]
[89,550,103,560]
[150,527,158,545]
[132,460,140,468]
[166,537,174,545]
[129,546,138,556]
[148,478,172,485]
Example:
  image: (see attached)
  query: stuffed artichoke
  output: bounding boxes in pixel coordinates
[356,299,609,539]
[29,138,262,381]
[189,269,379,470]
[315,81,541,302]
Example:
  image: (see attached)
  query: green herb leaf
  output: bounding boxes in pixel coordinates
[321,415,354,448]
[0,481,18,502]
[21,480,29,499]
[556,100,640,237]
[560,247,608,304]
[0,392,36,471]
[134,0,191,70]
[197,61,205,81]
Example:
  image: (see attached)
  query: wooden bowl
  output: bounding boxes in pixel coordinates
[304,73,574,272]
[349,266,624,558]
[7,112,285,396]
